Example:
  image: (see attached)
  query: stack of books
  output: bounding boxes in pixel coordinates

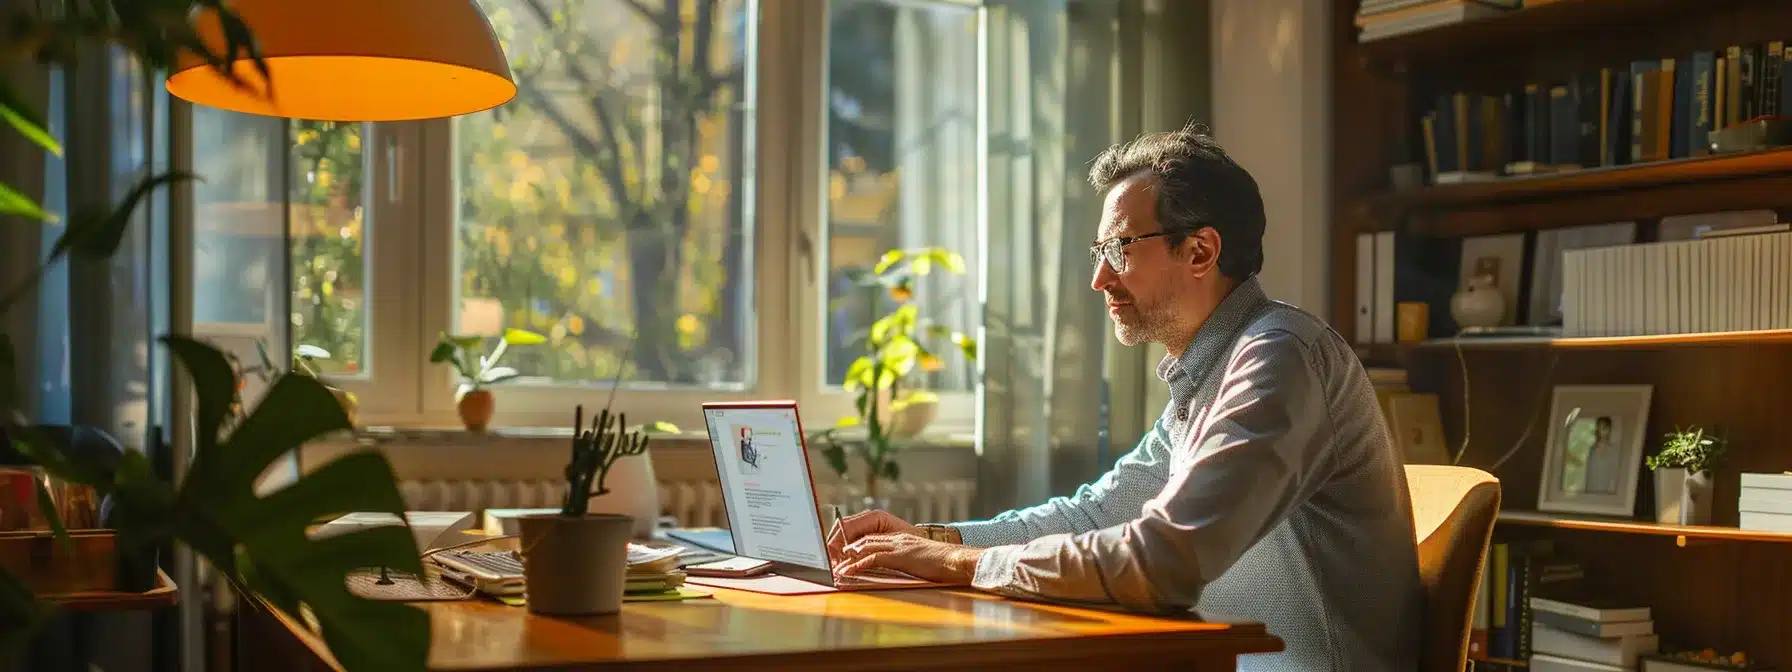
[1527,596,1660,671]
[1738,472,1792,533]
[1354,0,1521,43]
[625,543,692,598]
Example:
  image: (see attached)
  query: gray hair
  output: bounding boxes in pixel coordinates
[1087,123,1266,280]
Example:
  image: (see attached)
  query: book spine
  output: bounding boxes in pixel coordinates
[1517,555,1535,659]
[1762,41,1784,118]
[1691,51,1717,156]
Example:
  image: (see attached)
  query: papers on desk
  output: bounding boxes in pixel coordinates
[312,511,478,554]
[626,542,689,595]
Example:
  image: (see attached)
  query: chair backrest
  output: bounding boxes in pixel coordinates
[1405,464,1501,672]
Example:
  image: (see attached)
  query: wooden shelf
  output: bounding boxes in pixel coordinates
[1352,0,1753,66]
[1408,329,1792,351]
[1363,149,1792,215]
[44,568,179,612]
[1498,510,1792,545]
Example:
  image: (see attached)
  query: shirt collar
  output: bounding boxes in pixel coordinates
[1154,276,1269,385]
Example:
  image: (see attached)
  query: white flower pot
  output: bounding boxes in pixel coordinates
[584,454,661,538]
[515,513,633,615]
[1654,468,1714,526]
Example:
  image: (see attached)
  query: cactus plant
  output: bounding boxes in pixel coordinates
[560,406,665,517]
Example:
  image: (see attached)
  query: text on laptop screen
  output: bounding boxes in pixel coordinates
[703,405,829,570]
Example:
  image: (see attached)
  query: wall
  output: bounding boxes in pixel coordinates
[1211,0,1333,314]
[1139,0,1335,423]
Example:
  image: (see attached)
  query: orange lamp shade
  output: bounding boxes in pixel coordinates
[165,0,516,122]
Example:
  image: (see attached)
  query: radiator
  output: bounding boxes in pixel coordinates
[397,478,977,528]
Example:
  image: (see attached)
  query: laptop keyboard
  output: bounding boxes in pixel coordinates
[439,550,524,578]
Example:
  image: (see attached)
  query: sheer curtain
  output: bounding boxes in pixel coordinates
[975,0,1135,515]
[1,44,178,671]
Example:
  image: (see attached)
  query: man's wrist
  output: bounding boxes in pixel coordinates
[946,545,986,583]
[914,524,962,545]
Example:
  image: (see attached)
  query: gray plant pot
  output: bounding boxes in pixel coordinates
[1654,468,1714,526]
[516,513,633,615]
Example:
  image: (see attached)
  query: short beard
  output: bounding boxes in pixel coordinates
[1110,302,1175,347]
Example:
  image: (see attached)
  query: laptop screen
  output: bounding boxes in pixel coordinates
[702,403,831,571]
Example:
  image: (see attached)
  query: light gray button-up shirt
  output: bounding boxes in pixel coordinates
[948,278,1423,672]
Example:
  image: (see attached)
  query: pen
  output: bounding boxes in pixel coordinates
[831,505,844,535]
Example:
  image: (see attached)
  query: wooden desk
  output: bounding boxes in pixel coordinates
[242,587,1282,671]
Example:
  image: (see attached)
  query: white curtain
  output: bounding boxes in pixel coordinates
[975,0,1131,515]
[893,5,982,391]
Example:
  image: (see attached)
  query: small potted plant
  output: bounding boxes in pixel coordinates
[1646,426,1728,525]
[429,328,545,431]
[231,342,360,430]
[809,247,976,510]
[514,405,675,615]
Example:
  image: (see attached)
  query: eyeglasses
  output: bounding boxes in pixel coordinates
[1089,231,1169,273]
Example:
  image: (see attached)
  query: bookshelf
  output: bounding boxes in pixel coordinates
[1353,0,1751,66]
[1409,328,1792,349]
[1362,148,1792,213]
[1498,510,1792,545]
[1333,0,1792,666]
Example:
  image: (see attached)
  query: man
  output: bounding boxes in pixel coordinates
[826,127,1424,670]
[1576,416,1619,495]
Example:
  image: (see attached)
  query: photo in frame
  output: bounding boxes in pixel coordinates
[1537,385,1653,517]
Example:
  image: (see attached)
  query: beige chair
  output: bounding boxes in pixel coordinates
[1406,464,1501,672]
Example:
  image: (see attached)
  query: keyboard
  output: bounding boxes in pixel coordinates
[431,550,526,596]
[439,549,524,577]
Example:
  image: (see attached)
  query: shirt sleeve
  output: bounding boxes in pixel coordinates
[967,331,1337,613]
[945,413,1174,548]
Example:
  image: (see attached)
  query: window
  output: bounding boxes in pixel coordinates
[822,0,982,395]
[193,0,1000,433]
[288,121,370,378]
[452,0,755,390]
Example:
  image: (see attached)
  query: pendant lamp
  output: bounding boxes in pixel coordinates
[165,0,516,122]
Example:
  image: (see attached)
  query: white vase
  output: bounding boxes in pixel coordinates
[1450,273,1506,329]
[1654,468,1714,525]
[584,453,661,538]
[515,513,634,615]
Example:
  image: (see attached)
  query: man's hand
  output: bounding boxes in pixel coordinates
[825,509,917,563]
[835,533,984,584]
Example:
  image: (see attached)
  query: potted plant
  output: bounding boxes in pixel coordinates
[809,247,977,510]
[234,342,361,429]
[1,5,431,669]
[1646,426,1728,525]
[514,405,674,615]
[429,328,545,431]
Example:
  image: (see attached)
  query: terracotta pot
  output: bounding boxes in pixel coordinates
[457,388,495,432]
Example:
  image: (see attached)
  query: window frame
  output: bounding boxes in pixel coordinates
[290,0,987,436]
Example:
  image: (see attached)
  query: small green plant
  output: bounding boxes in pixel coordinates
[810,247,977,499]
[429,328,545,393]
[1646,426,1728,475]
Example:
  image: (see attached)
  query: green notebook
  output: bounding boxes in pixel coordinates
[495,586,713,607]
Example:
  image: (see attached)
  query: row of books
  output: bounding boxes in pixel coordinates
[1471,540,1665,669]
[1354,0,1524,43]
[1422,40,1792,184]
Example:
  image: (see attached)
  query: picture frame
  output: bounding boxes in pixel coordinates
[1537,384,1654,517]
[1526,222,1638,326]
[1457,233,1527,326]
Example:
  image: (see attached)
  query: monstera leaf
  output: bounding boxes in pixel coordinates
[153,336,429,671]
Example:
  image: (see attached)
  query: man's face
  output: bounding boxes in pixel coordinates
[1090,174,1187,346]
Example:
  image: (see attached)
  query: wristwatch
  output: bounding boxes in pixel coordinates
[913,524,961,544]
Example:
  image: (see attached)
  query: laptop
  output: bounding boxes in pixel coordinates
[699,400,959,591]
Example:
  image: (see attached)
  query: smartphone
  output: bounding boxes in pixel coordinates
[684,556,774,578]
